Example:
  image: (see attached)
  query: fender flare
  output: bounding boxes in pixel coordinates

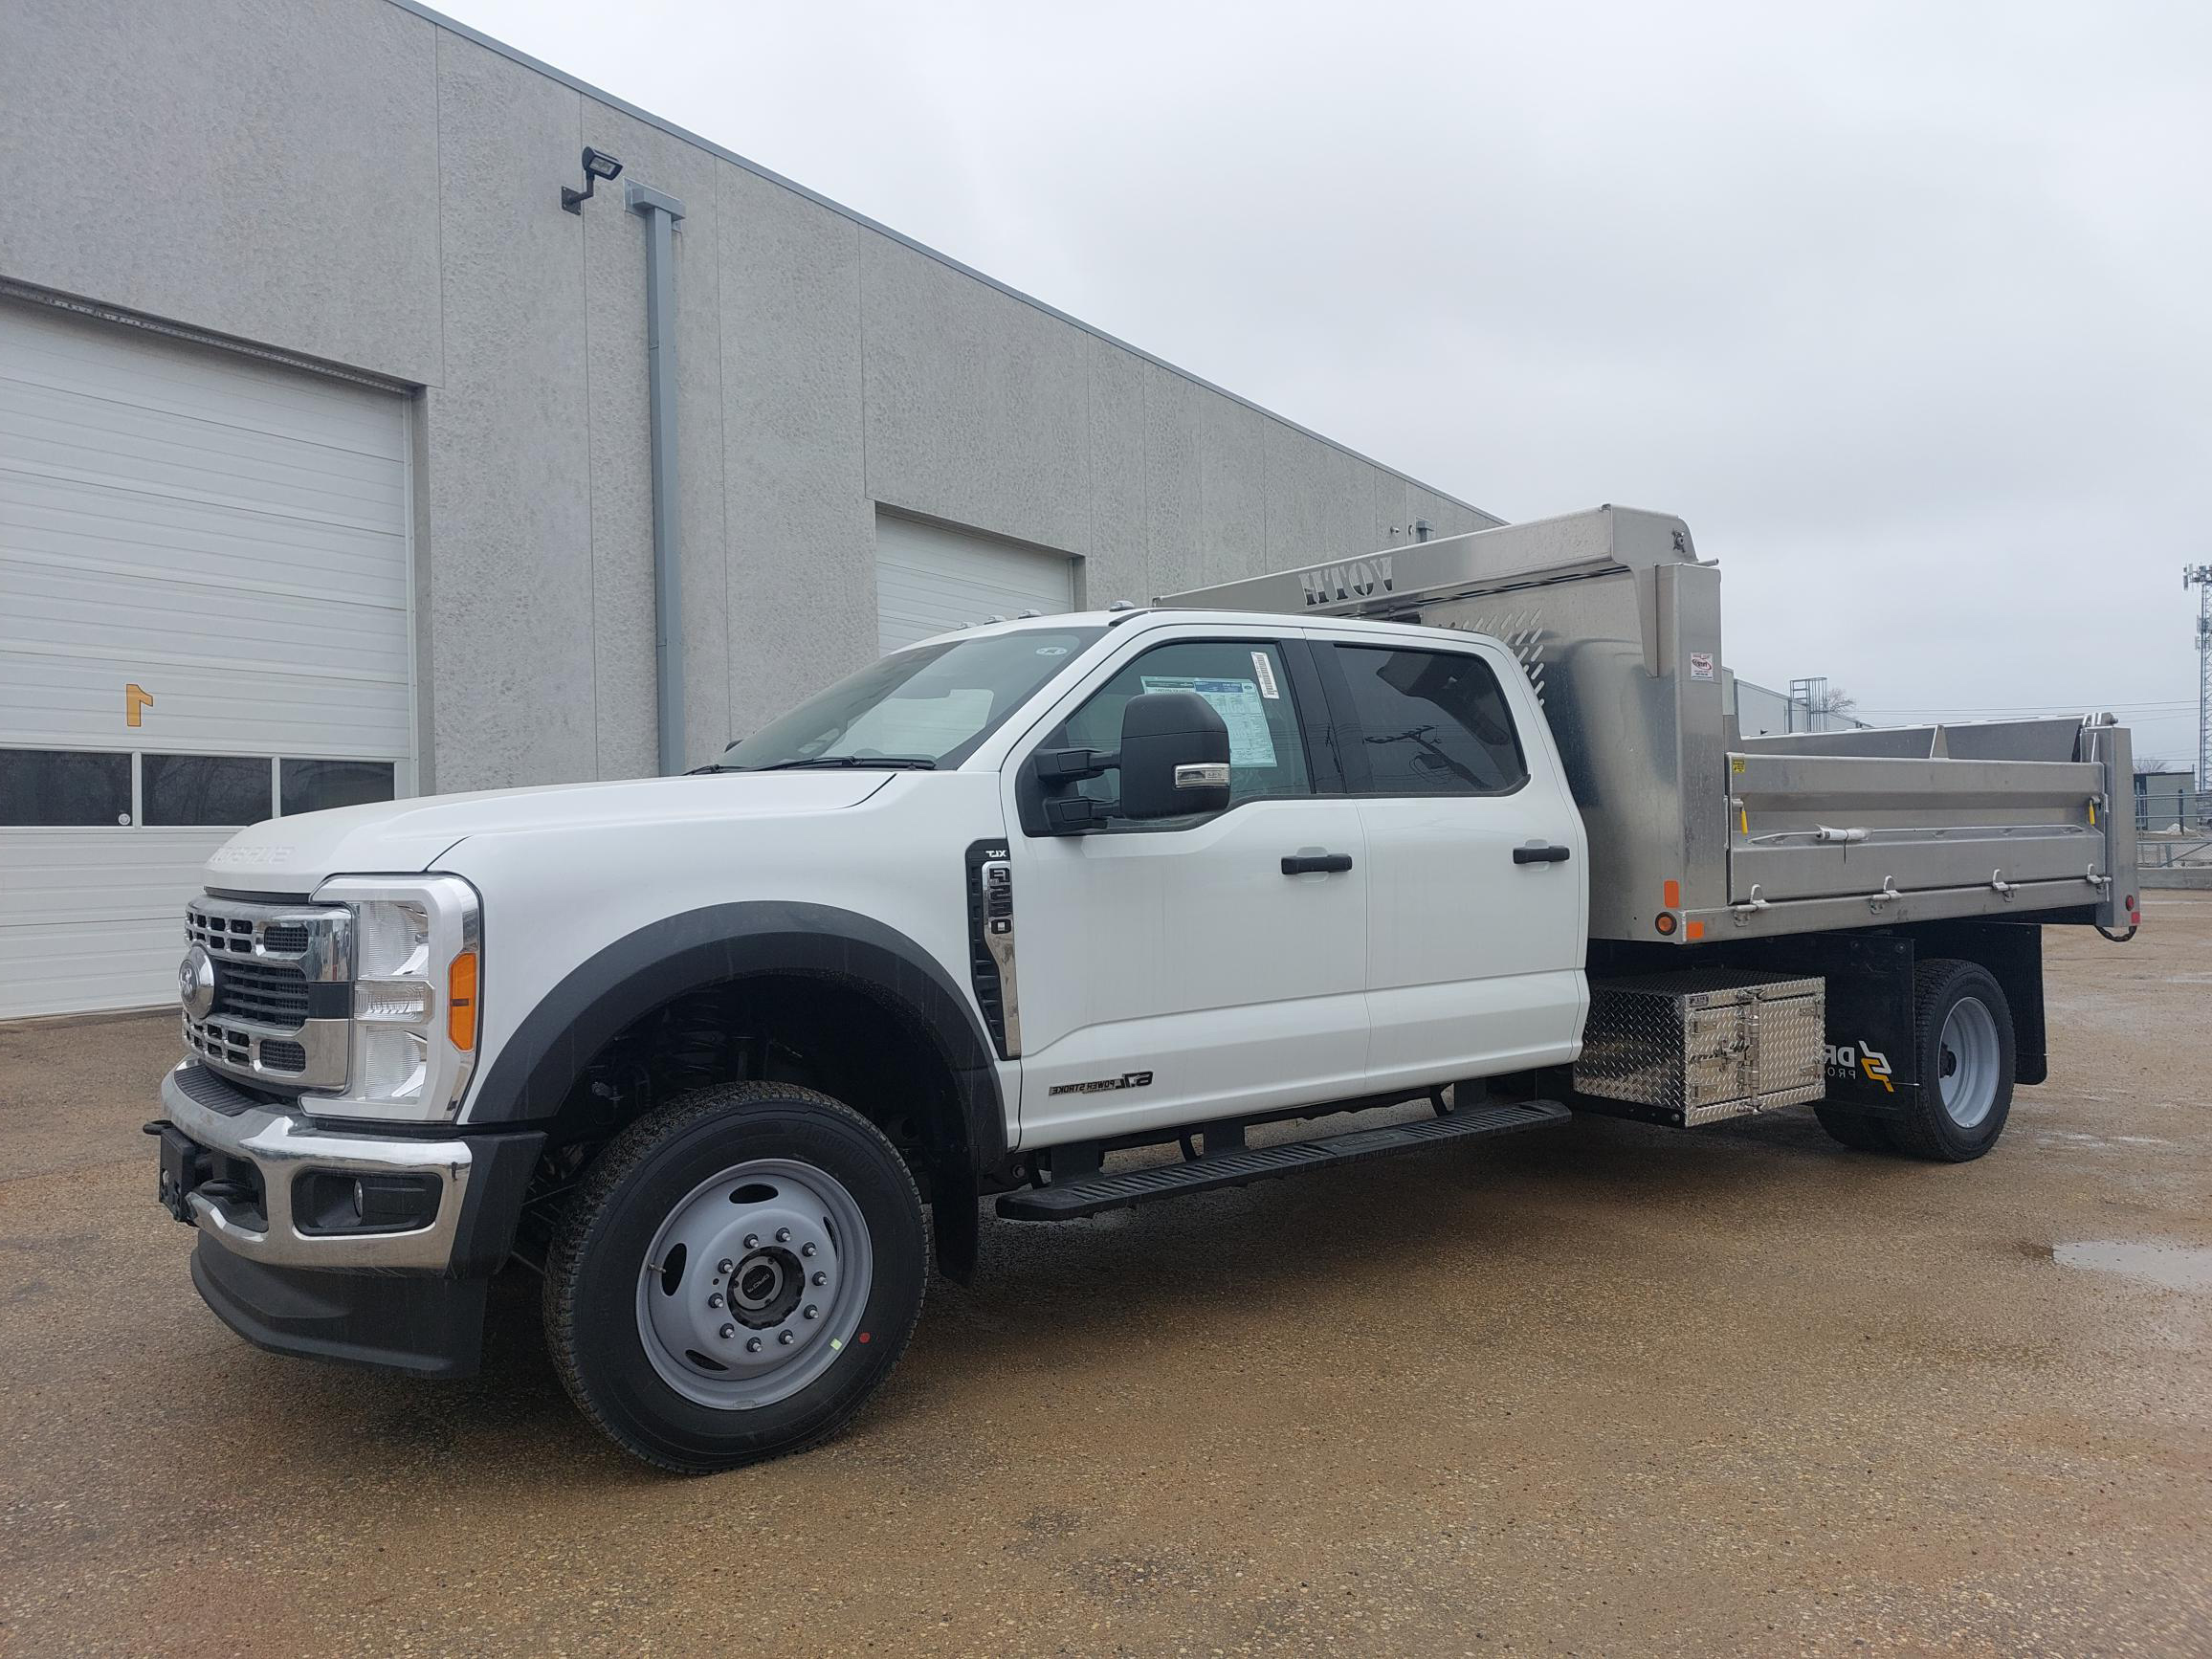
[461,900,1006,1171]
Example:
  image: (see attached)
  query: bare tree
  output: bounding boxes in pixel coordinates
[1817,684,1857,719]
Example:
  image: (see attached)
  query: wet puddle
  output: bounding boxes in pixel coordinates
[2048,1241,2212,1293]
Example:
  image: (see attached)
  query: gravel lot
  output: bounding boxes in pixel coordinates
[3,906,2208,1655]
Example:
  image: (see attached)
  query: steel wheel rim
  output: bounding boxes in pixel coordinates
[635,1158,873,1410]
[1936,996,2001,1130]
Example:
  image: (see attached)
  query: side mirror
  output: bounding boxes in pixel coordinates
[1117,690,1231,819]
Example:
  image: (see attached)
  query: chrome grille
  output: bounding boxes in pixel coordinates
[210,959,311,1025]
[182,894,352,1090]
[258,1038,307,1073]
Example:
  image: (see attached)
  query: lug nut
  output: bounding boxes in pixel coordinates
[802,1304,818,1321]
[778,1330,795,1345]
[746,1337,763,1354]
[719,1323,736,1339]
[743,1234,759,1250]
[717,1258,734,1275]
[800,1242,817,1258]
[708,1293,723,1309]
[775,1228,791,1244]
[811,1271,827,1287]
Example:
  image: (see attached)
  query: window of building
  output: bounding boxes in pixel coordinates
[142,754,274,827]
[281,759,396,816]
[0,749,133,827]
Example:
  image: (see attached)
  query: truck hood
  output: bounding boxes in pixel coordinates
[203,771,896,894]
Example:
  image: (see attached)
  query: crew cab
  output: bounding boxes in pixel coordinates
[148,508,2136,1471]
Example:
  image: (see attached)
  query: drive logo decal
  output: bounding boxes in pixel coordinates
[1825,1040,1894,1093]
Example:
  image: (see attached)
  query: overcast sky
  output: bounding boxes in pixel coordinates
[447,0,2211,763]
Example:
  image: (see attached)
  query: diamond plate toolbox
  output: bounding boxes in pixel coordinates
[1573,970,1826,1125]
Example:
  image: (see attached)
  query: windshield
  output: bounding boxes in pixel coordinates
[716,627,1105,771]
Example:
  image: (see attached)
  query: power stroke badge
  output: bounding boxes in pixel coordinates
[1048,1071,1154,1096]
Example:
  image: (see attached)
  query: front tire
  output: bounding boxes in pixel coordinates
[544,1082,927,1473]
[1886,960,2016,1162]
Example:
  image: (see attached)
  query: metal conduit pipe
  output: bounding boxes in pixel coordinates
[627,180,687,773]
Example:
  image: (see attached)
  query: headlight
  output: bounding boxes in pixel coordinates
[309,874,481,1122]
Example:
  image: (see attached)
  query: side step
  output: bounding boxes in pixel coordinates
[996,1098,1571,1221]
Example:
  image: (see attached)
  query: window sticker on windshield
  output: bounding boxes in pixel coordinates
[1250,651,1280,699]
[1140,675,1277,768]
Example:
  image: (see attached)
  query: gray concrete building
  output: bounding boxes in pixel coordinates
[0,0,1494,1016]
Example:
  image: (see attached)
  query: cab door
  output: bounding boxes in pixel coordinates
[1001,627,1369,1147]
[1307,631,1587,1092]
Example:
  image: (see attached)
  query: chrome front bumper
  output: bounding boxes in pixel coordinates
[160,1063,473,1271]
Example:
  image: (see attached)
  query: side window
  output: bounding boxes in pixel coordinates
[1330,645,1527,796]
[1045,640,1311,822]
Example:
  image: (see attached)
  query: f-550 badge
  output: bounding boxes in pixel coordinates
[1048,1071,1154,1096]
[1825,1040,1894,1094]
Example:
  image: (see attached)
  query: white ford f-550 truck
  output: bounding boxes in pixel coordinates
[148,508,2139,1471]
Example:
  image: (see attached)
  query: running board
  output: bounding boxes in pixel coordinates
[996,1098,1571,1221]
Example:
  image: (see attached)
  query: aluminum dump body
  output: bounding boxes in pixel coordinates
[1157,506,2135,943]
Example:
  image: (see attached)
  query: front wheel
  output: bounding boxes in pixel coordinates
[544,1083,928,1473]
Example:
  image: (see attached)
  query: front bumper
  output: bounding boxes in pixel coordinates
[155,1062,542,1376]
[159,1062,478,1270]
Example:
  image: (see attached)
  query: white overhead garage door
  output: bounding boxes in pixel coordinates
[0,298,413,1020]
[874,510,1075,655]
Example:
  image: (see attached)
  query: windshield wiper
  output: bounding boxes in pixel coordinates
[750,755,938,772]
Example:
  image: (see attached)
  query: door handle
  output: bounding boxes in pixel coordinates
[1281,852,1354,875]
[1513,843,1572,865]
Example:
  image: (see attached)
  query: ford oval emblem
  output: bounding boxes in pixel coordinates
[179,943,216,1021]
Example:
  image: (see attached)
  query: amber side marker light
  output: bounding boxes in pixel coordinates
[1654,912,1678,937]
[448,950,479,1051]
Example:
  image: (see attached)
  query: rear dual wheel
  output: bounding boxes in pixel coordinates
[1814,959,2015,1162]
[544,1083,927,1473]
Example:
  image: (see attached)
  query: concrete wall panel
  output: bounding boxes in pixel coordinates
[1409,484,1501,541]
[1369,469,1414,552]
[1083,339,1148,610]
[1264,425,1372,572]
[860,235,1092,558]
[1196,394,1269,586]
[718,167,873,742]
[1140,365,1204,600]
[0,0,442,385]
[422,33,594,790]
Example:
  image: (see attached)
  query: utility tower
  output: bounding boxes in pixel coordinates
[2191,564,2212,814]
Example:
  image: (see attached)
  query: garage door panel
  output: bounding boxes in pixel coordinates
[2,471,409,606]
[0,917,181,1019]
[0,391,406,531]
[874,512,1073,654]
[0,651,411,754]
[2,560,409,683]
[0,830,224,927]
[0,302,406,460]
